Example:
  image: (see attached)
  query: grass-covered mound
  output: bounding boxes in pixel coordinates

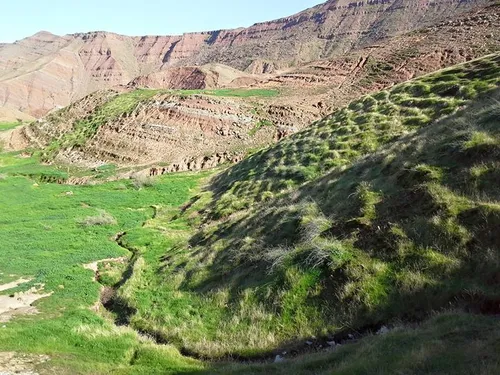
[113,53,500,357]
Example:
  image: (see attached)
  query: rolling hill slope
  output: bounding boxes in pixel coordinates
[105,53,500,358]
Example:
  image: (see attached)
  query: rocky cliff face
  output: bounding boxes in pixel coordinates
[264,3,500,113]
[21,89,310,170]
[128,64,259,90]
[0,0,490,117]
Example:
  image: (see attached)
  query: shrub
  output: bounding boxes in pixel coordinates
[78,209,117,227]
[131,174,156,189]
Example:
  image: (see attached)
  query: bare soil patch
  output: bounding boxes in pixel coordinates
[0,279,52,323]
[0,351,49,375]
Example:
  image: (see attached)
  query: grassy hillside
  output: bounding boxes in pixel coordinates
[1,53,500,374]
[111,53,500,358]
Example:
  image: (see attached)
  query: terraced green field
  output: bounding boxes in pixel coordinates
[0,122,22,131]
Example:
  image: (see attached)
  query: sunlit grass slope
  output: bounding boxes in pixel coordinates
[114,53,500,357]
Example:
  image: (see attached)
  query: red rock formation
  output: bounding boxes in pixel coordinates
[0,0,491,117]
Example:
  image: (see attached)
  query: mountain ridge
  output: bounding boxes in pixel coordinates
[0,0,491,117]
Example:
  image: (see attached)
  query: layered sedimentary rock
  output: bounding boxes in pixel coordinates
[0,0,490,117]
[19,3,500,172]
[264,3,500,111]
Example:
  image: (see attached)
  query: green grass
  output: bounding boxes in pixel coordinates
[174,88,279,98]
[211,312,500,375]
[110,53,500,358]
[0,121,23,132]
[2,53,500,374]
[0,151,212,373]
[249,119,274,136]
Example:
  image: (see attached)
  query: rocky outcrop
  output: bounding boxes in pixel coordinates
[24,85,324,169]
[0,0,491,117]
[128,64,258,90]
[261,3,500,114]
[162,151,246,173]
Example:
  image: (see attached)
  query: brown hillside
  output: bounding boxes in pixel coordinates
[0,0,490,117]
[264,2,500,114]
[20,3,500,172]
[128,64,259,90]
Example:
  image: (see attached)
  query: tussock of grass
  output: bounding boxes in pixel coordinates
[78,209,117,227]
[131,173,156,190]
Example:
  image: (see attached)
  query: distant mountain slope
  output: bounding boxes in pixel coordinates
[265,2,500,113]
[0,0,490,117]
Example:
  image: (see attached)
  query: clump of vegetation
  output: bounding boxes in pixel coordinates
[78,209,117,227]
[249,119,273,136]
[131,173,156,189]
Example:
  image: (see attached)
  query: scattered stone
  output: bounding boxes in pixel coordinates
[305,340,313,346]
[348,334,354,339]
[327,341,336,346]
[274,354,285,363]
[377,326,390,335]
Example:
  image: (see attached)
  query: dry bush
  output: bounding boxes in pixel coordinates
[78,209,117,227]
[131,173,155,189]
